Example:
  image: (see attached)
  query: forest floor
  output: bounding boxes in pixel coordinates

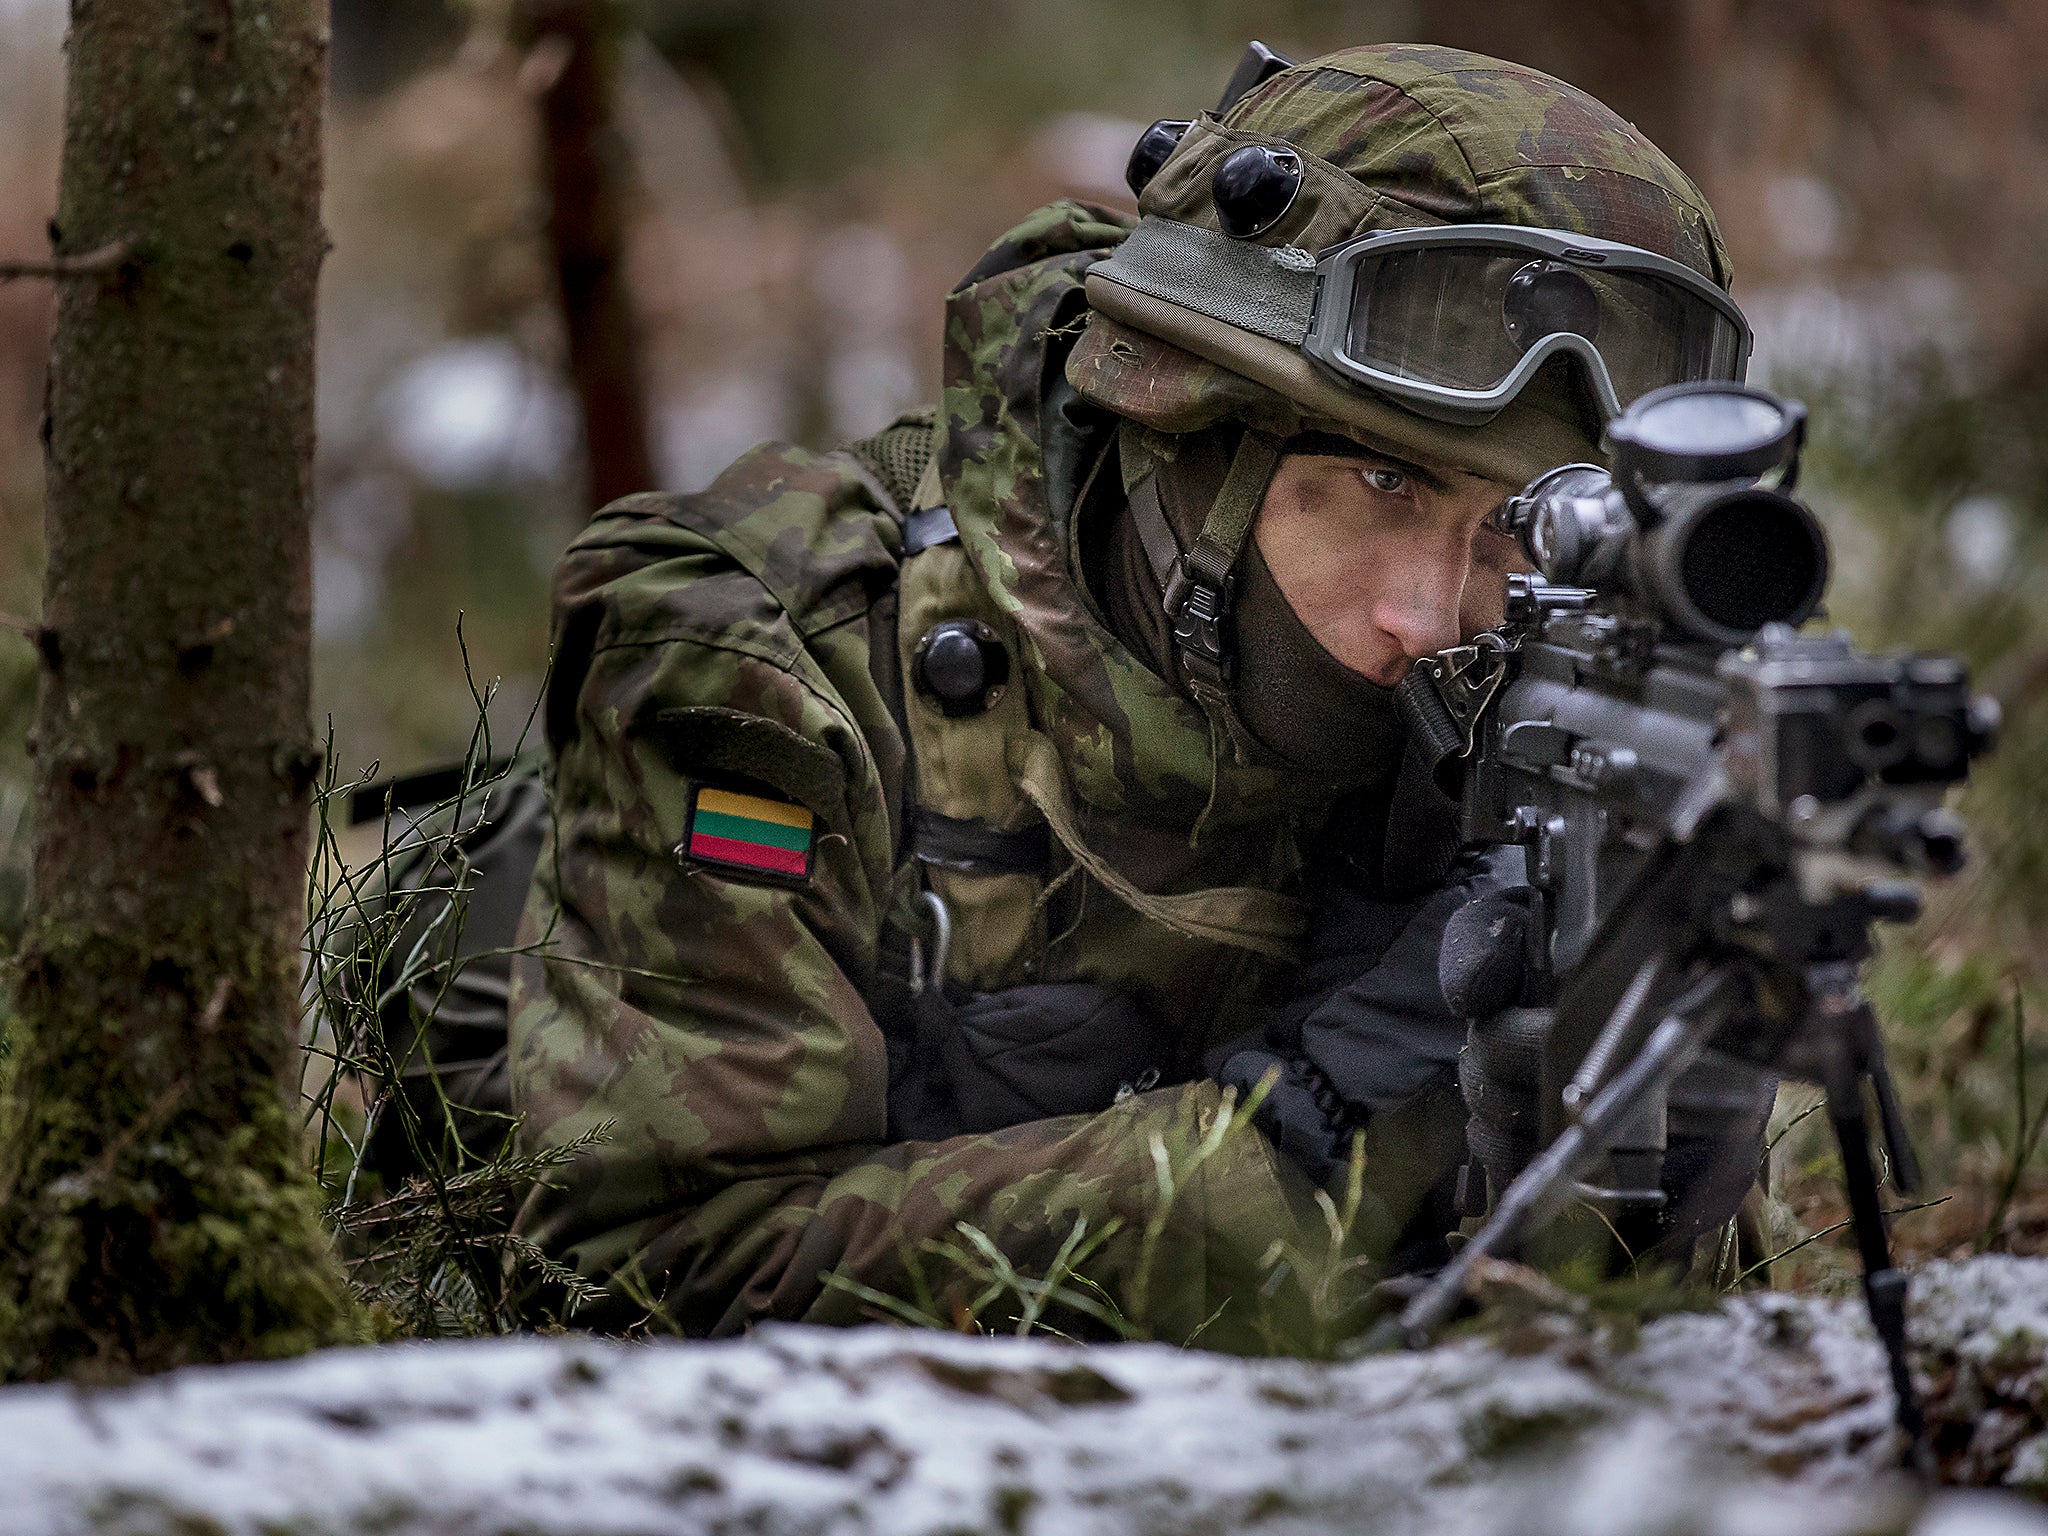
[6,1254,2048,1536]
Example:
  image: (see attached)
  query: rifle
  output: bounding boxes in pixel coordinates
[1388,382,1997,1468]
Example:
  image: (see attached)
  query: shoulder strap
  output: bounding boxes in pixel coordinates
[870,410,1024,886]
[843,408,943,861]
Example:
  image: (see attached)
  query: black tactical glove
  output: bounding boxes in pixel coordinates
[1439,884,1536,1020]
[888,982,1178,1142]
[1215,849,1524,1272]
[1213,1050,1363,1189]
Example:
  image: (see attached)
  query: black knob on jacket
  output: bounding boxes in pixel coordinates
[1126,118,1193,198]
[1212,144,1304,238]
[913,620,1010,718]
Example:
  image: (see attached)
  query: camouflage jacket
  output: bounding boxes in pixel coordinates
[508,202,1371,1346]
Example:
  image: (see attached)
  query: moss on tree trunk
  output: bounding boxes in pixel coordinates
[0,0,363,1378]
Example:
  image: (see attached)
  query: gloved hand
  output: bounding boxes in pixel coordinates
[1439,884,1536,1019]
[1439,884,1548,1201]
[1214,1040,1468,1274]
[1213,1048,1362,1189]
[1215,847,1524,1258]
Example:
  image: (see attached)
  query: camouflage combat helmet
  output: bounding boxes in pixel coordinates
[1069,42,1735,493]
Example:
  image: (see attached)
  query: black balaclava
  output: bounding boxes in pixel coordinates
[1090,423,1406,790]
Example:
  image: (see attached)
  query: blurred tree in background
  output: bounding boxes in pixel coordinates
[514,0,655,510]
[0,0,2042,1273]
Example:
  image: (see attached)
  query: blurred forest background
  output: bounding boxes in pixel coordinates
[1,0,2045,1280]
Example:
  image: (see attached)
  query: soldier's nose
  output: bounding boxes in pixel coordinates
[1376,588,1463,667]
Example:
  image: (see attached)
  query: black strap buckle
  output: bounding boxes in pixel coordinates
[1162,556,1236,686]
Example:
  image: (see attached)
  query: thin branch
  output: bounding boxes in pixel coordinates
[1730,1196,1952,1288]
[0,237,135,284]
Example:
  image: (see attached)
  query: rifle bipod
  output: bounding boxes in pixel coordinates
[1779,968,1934,1475]
[1379,961,1936,1478]
[1380,966,1736,1343]
[1809,999,1934,1476]
[1826,1081,1933,1475]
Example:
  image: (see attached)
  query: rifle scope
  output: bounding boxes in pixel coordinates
[1502,384,1829,648]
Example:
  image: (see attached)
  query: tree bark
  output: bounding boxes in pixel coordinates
[0,0,361,1378]
[518,0,657,511]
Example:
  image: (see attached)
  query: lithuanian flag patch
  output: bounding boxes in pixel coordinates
[683,785,815,880]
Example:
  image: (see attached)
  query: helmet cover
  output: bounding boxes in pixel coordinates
[1070,43,1733,488]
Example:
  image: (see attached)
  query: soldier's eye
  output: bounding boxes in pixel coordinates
[1362,464,1410,496]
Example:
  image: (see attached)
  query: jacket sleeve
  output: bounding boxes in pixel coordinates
[508,514,1316,1349]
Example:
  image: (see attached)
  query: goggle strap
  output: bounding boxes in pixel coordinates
[1093,217,1317,347]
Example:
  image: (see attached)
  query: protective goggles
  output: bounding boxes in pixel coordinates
[1300,225,1751,424]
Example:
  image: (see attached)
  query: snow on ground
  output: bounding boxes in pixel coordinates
[4,1257,2048,1535]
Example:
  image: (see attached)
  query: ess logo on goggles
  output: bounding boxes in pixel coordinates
[1091,218,1751,426]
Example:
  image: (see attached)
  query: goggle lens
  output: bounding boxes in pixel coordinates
[1342,244,1745,409]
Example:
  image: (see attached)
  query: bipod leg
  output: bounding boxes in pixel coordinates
[1823,1063,1933,1478]
[1385,967,1733,1348]
[1859,1010,1922,1199]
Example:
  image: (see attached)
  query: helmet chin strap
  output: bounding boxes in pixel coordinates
[1123,421,1284,767]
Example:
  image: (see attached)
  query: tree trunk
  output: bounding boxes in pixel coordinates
[0,0,360,1378]
[518,0,657,511]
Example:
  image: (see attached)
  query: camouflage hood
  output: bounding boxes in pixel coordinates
[936,199,1338,844]
[1070,43,1733,489]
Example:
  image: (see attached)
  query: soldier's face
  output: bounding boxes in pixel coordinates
[1253,450,1528,687]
